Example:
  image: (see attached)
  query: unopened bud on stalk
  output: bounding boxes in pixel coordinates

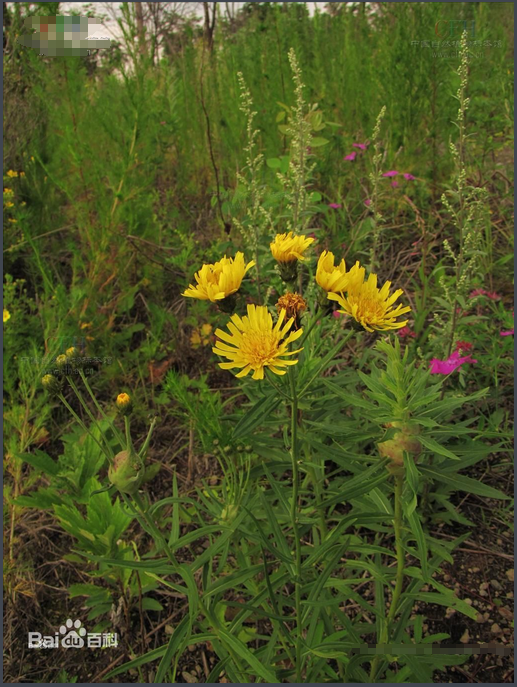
[378,421,422,474]
[66,346,83,369]
[42,373,64,396]
[55,354,69,372]
[108,449,144,495]
[116,392,132,416]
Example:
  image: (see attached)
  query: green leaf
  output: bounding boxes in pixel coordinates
[141,598,164,612]
[419,466,510,500]
[154,615,190,683]
[216,627,278,683]
[231,394,281,440]
[310,137,329,147]
[403,591,478,620]
[418,435,460,460]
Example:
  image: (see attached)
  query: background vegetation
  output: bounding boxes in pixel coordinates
[3,1,514,683]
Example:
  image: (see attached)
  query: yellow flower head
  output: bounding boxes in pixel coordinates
[4,201,14,208]
[190,324,212,349]
[328,270,411,332]
[3,309,11,323]
[3,188,13,196]
[316,250,350,292]
[270,231,315,263]
[183,252,255,302]
[213,304,304,380]
[6,170,18,178]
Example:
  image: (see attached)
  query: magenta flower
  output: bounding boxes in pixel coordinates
[391,180,399,188]
[382,170,398,177]
[429,350,478,375]
[328,203,342,209]
[397,326,416,339]
[500,329,514,336]
[469,288,502,301]
[333,310,345,319]
[403,173,416,180]
[352,142,368,150]
[364,198,372,207]
[343,152,357,161]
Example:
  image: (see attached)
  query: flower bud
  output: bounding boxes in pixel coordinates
[116,392,132,416]
[42,373,63,396]
[55,354,69,372]
[108,449,144,495]
[378,421,422,474]
[66,346,83,370]
[220,504,239,524]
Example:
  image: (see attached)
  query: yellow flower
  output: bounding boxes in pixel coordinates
[19,172,25,178]
[213,304,303,380]
[8,218,17,224]
[3,188,13,196]
[200,323,213,338]
[6,170,18,178]
[183,252,255,302]
[3,309,11,323]
[190,330,202,348]
[328,269,411,332]
[316,250,350,292]
[116,392,132,416]
[4,201,14,208]
[270,231,315,263]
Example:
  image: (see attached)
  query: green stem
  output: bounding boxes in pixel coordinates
[370,472,405,682]
[67,376,114,459]
[288,368,303,681]
[57,393,111,461]
[79,369,125,447]
[124,416,134,452]
[299,308,323,347]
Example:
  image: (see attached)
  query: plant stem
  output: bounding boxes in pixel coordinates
[57,393,111,461]
[288,368,303,681]
[370,471,405,682]
[79,369,125,447]
[67,376,115,458]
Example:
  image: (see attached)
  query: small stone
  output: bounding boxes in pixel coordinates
[505,569,514,582]
[497,538,503,546]
[491,623,503,635]
[460,629,470,643]
[445,607,456,619]
[471,567,480,573]
[165,625,174,635]
[491,579,503,592]
[498,606,513,621]
[443,574,451,582]
[464,598,473,605]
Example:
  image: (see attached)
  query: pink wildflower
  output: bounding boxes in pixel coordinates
[454,340,473,354]
[382,170,398,177]
[364,198,372,207]
[333,310,345,319]
[398,326,416,339]
[500,329,514,336]
[469,288,501,301]
[328,203,342,209]
[391,180,399,188]
[403,173,416,180]
[343,152,357,161]
[352,142,368,150]
[429,350,478,375]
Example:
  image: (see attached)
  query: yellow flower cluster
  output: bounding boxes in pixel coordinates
[183,252,255,302]
[190,323,213,349]
[182,235,410,381]
[316,251,410,332]
[3,309,11,323]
